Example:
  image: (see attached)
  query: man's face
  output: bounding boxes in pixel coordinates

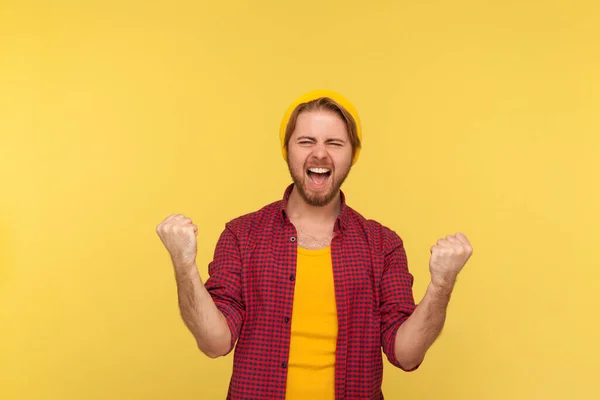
[287,110,353,207]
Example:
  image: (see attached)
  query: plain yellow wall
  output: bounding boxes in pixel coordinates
[1,1,599,399]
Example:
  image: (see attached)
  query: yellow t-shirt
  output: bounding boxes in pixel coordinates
[285,246,338,400]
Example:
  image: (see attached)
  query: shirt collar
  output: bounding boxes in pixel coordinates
[279,183,349,232]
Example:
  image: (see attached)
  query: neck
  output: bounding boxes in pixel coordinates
[286,185,341,225]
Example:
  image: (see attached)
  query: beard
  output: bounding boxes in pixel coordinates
[287,160,351,207]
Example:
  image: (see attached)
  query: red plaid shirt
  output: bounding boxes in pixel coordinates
[205,184,418,399]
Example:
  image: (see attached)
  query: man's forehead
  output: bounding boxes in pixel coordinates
[293,112,349,136]
[296,109,344,122]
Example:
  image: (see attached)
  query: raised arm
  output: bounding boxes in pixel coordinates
[156,214,235,358]
[393,233,473,370]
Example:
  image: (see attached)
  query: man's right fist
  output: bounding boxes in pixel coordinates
[156,214,199,269]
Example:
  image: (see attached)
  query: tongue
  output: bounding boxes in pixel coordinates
[311,172,327,185]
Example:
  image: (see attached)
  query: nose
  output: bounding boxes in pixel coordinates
[311,142,329,160]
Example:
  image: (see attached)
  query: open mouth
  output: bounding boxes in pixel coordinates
[306,167,332,187]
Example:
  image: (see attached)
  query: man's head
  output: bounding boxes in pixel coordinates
[280,91,362,207]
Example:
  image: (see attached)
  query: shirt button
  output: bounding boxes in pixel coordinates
[284,317,290,323]
[281,362,287,368]
[290,236,296,242]
[289,274,295,281]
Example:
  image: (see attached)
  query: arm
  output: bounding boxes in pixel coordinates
[157,214,244,359]
[393,281,452,370]
[173,261,232,358]
[394,232,473,370]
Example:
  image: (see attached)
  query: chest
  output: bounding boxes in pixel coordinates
[297,231,335,250]
[294,222,336,250]
[242,229,383,304]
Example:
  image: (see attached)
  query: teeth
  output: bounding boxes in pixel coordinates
[308,167,330,174]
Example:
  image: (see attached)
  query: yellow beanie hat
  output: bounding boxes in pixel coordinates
[279,90,362,165]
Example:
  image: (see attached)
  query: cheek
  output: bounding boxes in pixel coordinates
[332,151,353,171]
[288,151,307,172]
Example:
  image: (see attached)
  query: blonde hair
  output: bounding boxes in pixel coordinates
[283,97,361,157]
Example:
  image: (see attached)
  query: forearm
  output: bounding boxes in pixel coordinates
[174,262,232,358]
[394,281,453,370]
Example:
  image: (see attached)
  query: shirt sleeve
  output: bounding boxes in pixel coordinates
[379,230,420,371]
[204,224,245,355]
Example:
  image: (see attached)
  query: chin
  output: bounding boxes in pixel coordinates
[288,162,348,207]
[300,182,337,207]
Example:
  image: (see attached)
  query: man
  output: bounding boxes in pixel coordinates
[156,90,473,399]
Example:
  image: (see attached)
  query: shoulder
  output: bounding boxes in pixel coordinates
[222,199,282,241]
[345,205,404,253]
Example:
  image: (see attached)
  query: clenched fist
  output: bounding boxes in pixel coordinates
[156,214,199,269]
[429,232,473,289]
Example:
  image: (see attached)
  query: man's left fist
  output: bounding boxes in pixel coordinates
[429,232,473,289]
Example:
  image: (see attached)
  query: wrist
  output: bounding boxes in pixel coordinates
[428,279,454,298]
[173,260,198,277]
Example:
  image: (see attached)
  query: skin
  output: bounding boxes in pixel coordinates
[155,109,473,369]
[393,232,472,370]
[155,214,231,358]
[285,110,353,249]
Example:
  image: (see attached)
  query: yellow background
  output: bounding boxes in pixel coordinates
[1,1,599,399]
